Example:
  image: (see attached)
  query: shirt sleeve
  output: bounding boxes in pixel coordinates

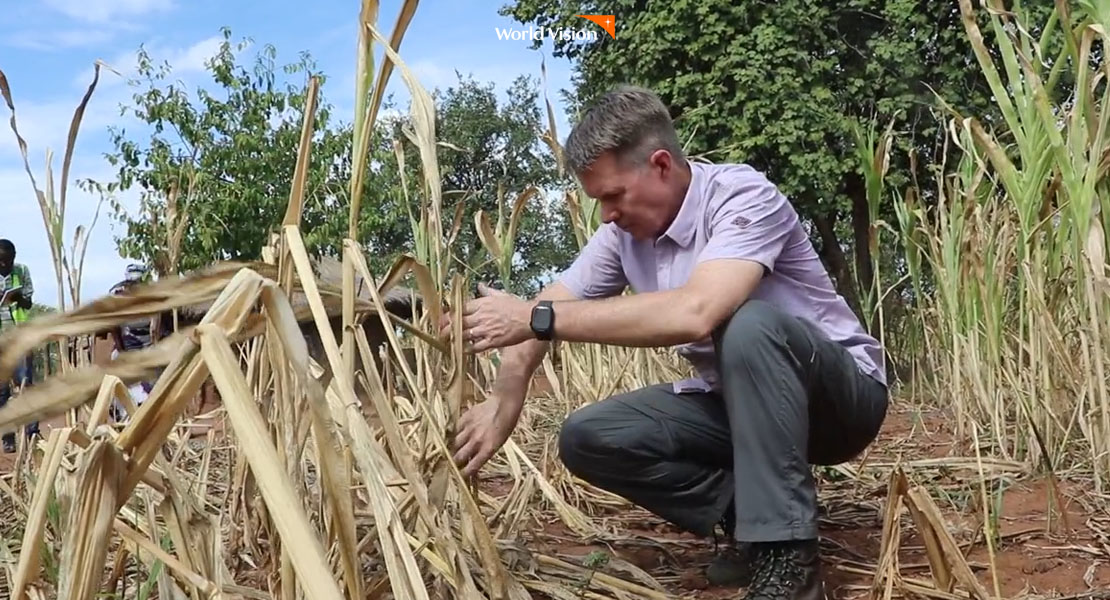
[556,223,628,299]
[19,264,33,302]
[696,174,797,273]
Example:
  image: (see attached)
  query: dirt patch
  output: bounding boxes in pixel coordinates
[0,411,67,473]
[487,403,1110,600]
[0,378,225,473]
[4,378,1109,600]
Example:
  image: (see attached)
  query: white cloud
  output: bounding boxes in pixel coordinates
[0,33,228,165]
[0,33,229,308]
[167,36,225,74]
[5,29,115,51]
[408,60,456,91]
[0,73,131,161]
[403,54,575,140]
[407,58,542,95]
[0,163,134,309]
[94,34,225,86]
[43,0,174,25]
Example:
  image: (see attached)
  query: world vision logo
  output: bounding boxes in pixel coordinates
[576,15,616,39]
[495,15,616,41]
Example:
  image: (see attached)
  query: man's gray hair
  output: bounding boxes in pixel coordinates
[564,85,685,174]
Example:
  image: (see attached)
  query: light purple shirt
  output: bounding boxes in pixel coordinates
[558,160,886,392]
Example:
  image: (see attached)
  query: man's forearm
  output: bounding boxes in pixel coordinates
[492,338,549,402]
[489,283,573,405]
[551,288,707,347]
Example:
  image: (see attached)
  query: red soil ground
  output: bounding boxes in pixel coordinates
[504,403,1110,599]
[2,376,1107,599]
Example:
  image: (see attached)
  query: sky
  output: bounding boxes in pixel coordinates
[0,0,588,308]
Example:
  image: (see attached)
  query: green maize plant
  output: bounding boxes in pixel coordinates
[898,0,1110,490]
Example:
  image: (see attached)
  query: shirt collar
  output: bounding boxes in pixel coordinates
[657,161,702,248]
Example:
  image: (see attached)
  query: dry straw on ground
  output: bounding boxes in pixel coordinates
[0,1,694,597]
[0,230,686,600]
[3,1,1110,599]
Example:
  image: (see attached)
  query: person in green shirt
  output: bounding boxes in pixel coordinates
[0,239,40,452]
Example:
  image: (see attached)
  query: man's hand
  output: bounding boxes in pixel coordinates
[452,395,523,477]
[439,283,534,352]
[441,281,575,476]
[2,289,22,307]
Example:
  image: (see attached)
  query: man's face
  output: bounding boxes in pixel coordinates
[577,149,683,241]
[0,250,13,277]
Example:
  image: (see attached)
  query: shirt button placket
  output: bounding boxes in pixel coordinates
[657,242,670,289]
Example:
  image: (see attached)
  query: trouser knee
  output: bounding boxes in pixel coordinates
[713,299,794,362]
[557,399,647,482]
[557,407,603,480]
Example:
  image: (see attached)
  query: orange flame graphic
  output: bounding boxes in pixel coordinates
[576,14,616,39]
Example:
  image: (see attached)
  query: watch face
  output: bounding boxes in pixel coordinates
[535,308,551,327]
[532,306,553,331]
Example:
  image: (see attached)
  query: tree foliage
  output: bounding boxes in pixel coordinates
[498,0,1054,309]
[91,28,359,275]
[418,73,576,293]
[91,28,573,296]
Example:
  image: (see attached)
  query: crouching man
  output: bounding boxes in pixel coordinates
[440,86,889,600]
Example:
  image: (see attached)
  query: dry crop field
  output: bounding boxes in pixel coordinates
[2,1,1110,599]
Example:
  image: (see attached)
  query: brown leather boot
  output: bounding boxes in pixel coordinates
[741,539,824,600]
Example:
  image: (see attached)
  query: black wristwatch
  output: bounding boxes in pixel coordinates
[530,300,555,340]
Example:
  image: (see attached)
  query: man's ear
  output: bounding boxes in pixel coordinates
[649,148,674,173]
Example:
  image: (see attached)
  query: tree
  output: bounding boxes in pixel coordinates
[385,73,577,296]
[436,73,576,294]
[498,0,1055,313]
[91,29,574,295]
[89,28,366,276]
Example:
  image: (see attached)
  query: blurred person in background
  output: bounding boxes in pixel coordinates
[0,239,40,452]
[105,264,169,422]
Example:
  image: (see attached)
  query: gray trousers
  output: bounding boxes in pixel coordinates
[557,299,889,542]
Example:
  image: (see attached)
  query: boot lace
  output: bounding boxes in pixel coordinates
[745,544,806,600]
[713,509,735,553]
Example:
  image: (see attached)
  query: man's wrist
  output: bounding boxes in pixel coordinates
[491,371,527,414]
[529,300,555,340]
[494,338,547,396]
